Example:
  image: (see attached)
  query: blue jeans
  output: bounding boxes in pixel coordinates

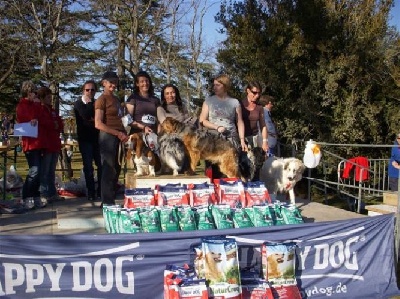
[78,140,102,196]
[99,131,121,204]
[40,152,59,197]
[22,150,42,198]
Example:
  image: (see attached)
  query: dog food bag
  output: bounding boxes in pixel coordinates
[138,207,161,233]
[245,205,274,227]
[201,237,242,298]
[102,204,121,233]
[118,208,142,233]
[214,179,245,208]
[232,208,254,228]
[124,188,155,208]
[261,242,297,286]
[157,185,190,206]
[189,182,217,206]
[194,205,215,230]
[211,205,234,230]
[270,284,302,299]
[176,205,197,231]
[280,204,304,225]
[159,206,180,232]
[244,181,271,207]
[241,279,274,299]
[164,264,209,299]
[269,203,285,226]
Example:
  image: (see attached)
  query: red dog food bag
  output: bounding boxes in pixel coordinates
[157,185,190,206]
[270,284,302,299]
[124,188,155,208]
[243,182,271,207]
[261,242,297,286]
[189,182,217,206]
[241,280,274,299]
[214,179,245,208]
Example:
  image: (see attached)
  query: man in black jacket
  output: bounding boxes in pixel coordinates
[74,80,102,201]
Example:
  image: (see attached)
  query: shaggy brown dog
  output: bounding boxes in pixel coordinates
[126,133,161,176]
[160,117,240,178]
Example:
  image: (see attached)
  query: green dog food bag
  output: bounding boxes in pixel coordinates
[139,207,161,233]
[159,206,179,232]
[118,208,142,233]
[281,204,304,224]
[270,203,285,225]
[246,205,274,227]
[232,207,254,228]
[103,204,121,233]
[194,205,215,230]
[211,204,234,230]
[176,205,197,231]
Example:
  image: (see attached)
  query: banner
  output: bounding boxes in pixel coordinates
[0,214,399,298]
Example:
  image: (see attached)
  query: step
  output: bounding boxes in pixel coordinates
[383,191,399,207]
[365,204,397,216]
[126,173,210,189]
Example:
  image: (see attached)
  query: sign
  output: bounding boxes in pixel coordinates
[0,214,399,298]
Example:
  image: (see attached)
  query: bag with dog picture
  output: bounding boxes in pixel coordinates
[243,181,271,207]
[118,208,142,233]
[214,179,245,208]
[244,205,274,227]
[188,182,217,206]
[176,205,197,231]
[159,206,179,232]
[232,207,254,228]
[194,205,215,230]
[270,203,286,225]
[241,279,274,299]
[201,237,241,298]
[157,185,190,206]
[138,207,161,233]
[164,264,208,299]
[124,188,155,208]
[280,204,304,224]
[261,242,297,286]
[211,204,234,230]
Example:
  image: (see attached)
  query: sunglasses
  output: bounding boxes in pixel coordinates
[250,90,260,95]
[85,89,95,92]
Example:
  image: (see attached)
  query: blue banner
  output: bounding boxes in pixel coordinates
[0,214,399,298]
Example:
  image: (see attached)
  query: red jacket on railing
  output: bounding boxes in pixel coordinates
[342,156,369,182]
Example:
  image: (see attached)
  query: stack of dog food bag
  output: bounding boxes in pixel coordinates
[102,178,304,234]
[164,237,302,298]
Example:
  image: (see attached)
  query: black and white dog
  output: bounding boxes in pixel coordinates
[158,132,190,176]
[239,146,266,182]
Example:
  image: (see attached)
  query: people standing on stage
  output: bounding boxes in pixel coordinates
[74,80,102,201]
[259,95,278,156]
[95,71,128,206]
[388,133,400,191]
[126,71,160,135]
[241,81,268,152]
[16,81,44,209]
[37,86,65,204]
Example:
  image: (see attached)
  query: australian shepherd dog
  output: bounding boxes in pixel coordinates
[160,117,240,178]
[158,131,190,175]
[126,133,161,176]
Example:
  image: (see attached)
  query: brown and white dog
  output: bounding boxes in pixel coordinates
[126,133,161,176]
[259,157,305,204]
[160,117,240,179]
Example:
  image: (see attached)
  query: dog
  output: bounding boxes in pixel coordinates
[267,253,285,278]
[126,133,161,176]
[160,117,240,179]
[158,131,190,176]
[259,157,305,204]
[205,251,225,283]
[239,146,266,181]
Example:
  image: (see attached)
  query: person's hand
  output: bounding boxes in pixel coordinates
[30,119,38,126]
[216,126,225,133]
[240,139,248,152]
[117,131,129,142]
[392,161,400,169]
[262,140,269,152]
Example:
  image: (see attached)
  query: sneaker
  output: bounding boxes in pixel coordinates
[35,197,47,208]
[47,194,65,203]
[23,197,35,210]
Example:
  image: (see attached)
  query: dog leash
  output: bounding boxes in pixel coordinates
[118,141,126,167]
